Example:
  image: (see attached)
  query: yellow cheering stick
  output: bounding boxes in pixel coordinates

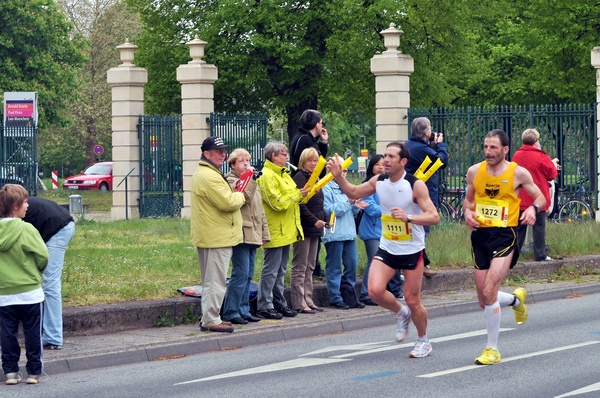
[303,157,353,203]
[328,212,336,233]
[414,156,444,182]
[420,158,444,182]
[303,156,327,191]
[413,156,432,180]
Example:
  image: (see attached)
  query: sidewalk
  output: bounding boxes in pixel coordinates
[38,255,600,376]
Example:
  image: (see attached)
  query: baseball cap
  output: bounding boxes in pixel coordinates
[201,136,229,151]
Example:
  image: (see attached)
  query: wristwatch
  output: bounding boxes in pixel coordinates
[532,204,540,214]
[407,214,413,223]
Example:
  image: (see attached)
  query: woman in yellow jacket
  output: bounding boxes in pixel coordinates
[256,142,306,319]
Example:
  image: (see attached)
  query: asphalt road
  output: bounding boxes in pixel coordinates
[5,291,600,398]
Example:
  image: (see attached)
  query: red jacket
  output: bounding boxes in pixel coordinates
[512,145,558,211]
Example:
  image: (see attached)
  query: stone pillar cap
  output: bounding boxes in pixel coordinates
[381,23,404,54]
[187,35,208,64]
[591,47,600,68]
[116,39,138,67]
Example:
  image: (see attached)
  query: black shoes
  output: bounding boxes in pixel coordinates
[361,298,378,306]
[243,315,261,322]
[226,317,248,325]
[330,301,350,310]
[351,301,366,309]
[275,306,298,317]
[43,343,61,350]
[256,308,283,320]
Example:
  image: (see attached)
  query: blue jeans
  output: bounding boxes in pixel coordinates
[257,246,290,311]
[222,243,258,320]
[360,238,404,300]
[43,221,75,346]
[324,240,358,304]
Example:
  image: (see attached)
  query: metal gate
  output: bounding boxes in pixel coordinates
[408,104,598,211]
[207,113,268,174]
[0,118,38,194]
[137,114,182,218]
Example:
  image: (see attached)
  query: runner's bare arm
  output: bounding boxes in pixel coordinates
[410,179,440,226]
[327,154,376,199]
[462,164,480,231]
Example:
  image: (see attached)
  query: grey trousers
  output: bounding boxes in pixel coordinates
[257,245,290,311]
[291,237,319,310]
[516,211,548,261]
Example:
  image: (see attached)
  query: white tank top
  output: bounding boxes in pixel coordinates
[376,172,425,255]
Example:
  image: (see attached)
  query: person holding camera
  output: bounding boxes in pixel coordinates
[404,117,448,277]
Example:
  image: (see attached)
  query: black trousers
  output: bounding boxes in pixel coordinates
[0,302,43,376]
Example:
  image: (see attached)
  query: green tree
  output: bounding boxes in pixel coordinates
[126,0,485,143]
[126,0,599,154]
[0,0,85,126]
[47,0,141,173]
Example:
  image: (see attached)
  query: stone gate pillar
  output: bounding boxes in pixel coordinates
[591,47,600,221]
[107,40,147,220]
[370,23,414,154]
[177,36,218,218]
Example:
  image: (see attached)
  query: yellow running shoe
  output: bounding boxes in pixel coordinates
[475,347,501,365]
[512,288,528,325]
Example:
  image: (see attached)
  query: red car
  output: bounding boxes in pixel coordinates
[63,162,113,191]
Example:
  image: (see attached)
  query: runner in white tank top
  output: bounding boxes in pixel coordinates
[326,142,439,359]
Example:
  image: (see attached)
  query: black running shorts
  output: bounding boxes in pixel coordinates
[471,227,520,270]
[373,248,430,271]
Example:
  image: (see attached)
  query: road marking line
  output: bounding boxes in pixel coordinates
[330,329,512,359]
[419,341,600,378]
[555,381,600,397]
[301,342,390,356]
[174,358,351,385]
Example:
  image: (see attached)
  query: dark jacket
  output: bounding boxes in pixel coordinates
[293,169,326,237]
[23,197,74,243]
[290,127,328,175]
[404,135,448,207]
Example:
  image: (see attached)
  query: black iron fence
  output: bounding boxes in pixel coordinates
[408,103,598,213]
[207,113,268,174]
[0,119,38,194]
[137,114,182,218]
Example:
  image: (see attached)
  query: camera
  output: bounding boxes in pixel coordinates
[429,132,438,144]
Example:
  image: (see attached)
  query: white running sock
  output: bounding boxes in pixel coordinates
[484,301,501,349]
[498,290,518,307]
[396,305,409,318]
[417,335,429,343]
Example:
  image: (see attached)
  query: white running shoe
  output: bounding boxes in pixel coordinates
[395,307,411,342]
[409,340,432,358]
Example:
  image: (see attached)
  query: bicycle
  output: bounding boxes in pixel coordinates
[438,181,466,222]
[555,177,595,222]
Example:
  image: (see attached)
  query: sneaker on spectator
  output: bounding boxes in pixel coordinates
[5,372,22,385]
[26,374,40,384]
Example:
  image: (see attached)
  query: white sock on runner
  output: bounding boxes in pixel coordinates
[485,301,501,349]
[498,290,518,307]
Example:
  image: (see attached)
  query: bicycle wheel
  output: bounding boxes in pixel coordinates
[557,200,593,222]
[438,201,454,222]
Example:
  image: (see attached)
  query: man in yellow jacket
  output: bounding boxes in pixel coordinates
[191,137,245,333]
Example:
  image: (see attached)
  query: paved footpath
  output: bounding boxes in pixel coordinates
[38,276,600,376]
